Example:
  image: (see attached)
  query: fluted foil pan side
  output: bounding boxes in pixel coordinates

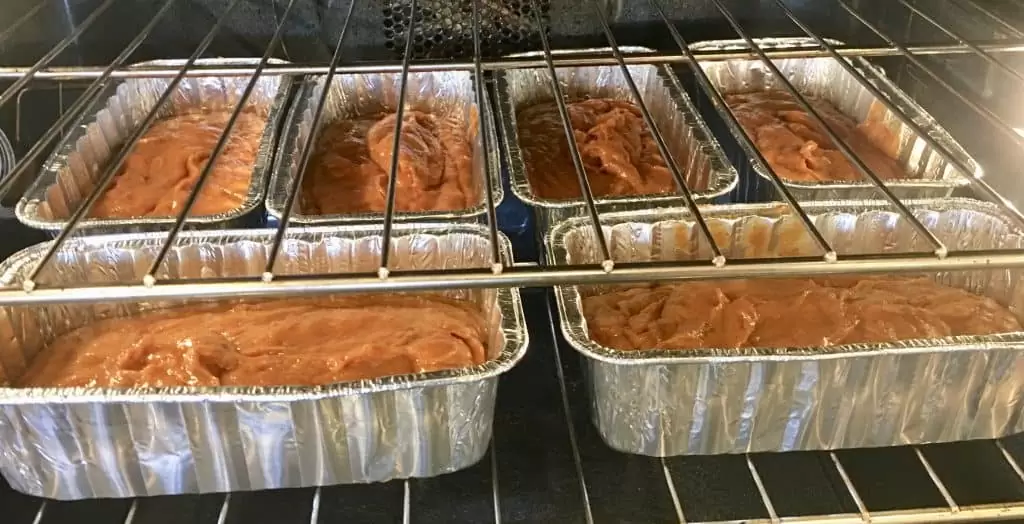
[548,198,1024,455]
[690,38,974,201]
[16,58,293,235]
[495,47,738,229]
[266,70,501,225]
[0,224,528,499]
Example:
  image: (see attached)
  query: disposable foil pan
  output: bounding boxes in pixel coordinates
[16,58,294,236]
[494,47,738,230]
[0,224,528,500]
[690,37,975,201]
[265,70,502,226]
[548,198,1024,455]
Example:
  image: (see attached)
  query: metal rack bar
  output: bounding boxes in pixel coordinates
[1,0,1024,302]
[953,0,1024,38]
[709,0,948,258]
[4,41,1024,80]
[837,0,1024,149]
[21,0,248,291]
[996,440,1024,485]
[377,0,420,279]
[0,1,51,47]
[472,0,503,274]
[914,447,960,513]
[650,0,837,262]
[490,446,503,523]
[402,480,411,524]
[829,452,871,521]
[30,501,46,524]
[773,0,1024,230]
[898,0,1024,85]
[263,0,357,281]
[144,0,301,284]
[746,456,780,522]
[684,447,1024,523]
[122,500,137,524]
[0,0,180,201]
[661,458,687,523]
[216,494,231,524]
[308,487,321,524]
[545,293,595,524]
[11,250,1024,306]
[587,0,726,267]
[529,0,613,271]
[0,0,120,108]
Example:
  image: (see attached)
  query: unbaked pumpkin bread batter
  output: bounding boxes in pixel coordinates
[516,98,679,200]
[725,90,904,183]
[19,295,488,388]
[90,110,264,218]
[583,277,1021,351]
[301,111,477,215]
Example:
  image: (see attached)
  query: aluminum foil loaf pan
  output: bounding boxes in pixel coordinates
[494,47,738,230]
[265,70,502,226]
[16,58,293,236]
[690,38,975,201]
[547,198,1024,456]
[0,225,528,500]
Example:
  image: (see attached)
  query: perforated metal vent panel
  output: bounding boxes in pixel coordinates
[383,0,548,58]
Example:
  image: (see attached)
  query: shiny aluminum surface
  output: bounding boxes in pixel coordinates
[0,223,528,499]
[265,70,502,226]
[691,37,976,201]
[495,46,737,229]
[548,198,1024,455]
[14,58,293,235]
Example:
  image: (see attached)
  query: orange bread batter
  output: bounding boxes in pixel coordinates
[725,90,903,183]
[90,110,264,218]
[301,111,477,214]
[19,295,488,388]
[583,277,1020,351]
[517,98,679,200]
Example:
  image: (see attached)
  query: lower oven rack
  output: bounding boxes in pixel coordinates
[3,289,1024,524]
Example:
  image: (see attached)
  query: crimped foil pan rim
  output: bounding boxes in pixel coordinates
[15,58,293,232]
[495,46,739,210]
[0,223,528,404]
[548,197,1024,366]
[689,37,975,191]
[264,73,503,225]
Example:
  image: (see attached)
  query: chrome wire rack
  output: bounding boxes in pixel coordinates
[0,0,1023,305]
[4,289,1024,524]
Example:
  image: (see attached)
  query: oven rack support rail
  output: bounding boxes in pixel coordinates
[1,0,1024,306]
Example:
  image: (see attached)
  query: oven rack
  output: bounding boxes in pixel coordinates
[2,289,1024,524]
[0,0,1023,307]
